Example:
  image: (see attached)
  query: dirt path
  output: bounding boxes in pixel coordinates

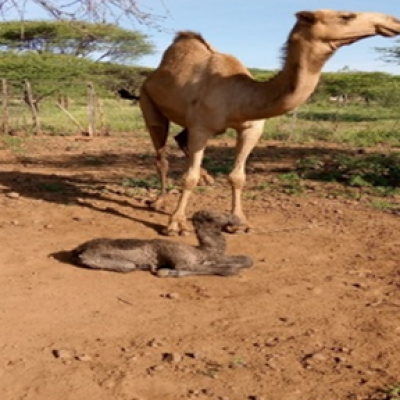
[0,136,399,400]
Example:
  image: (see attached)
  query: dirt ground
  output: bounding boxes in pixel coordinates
[0,135,399,400]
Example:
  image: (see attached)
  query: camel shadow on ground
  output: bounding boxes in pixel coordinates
[0,169,167,234]
[1,142,398,232]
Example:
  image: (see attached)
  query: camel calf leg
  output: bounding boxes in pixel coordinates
[156,255,254,277]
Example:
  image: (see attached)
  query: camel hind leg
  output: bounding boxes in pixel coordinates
[139,89,170,210]
[74,247,142,273]
[156,255,254,277]
[174,129,214,186]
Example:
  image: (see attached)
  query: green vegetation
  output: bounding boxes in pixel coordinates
[297,153,400,190]
[376,38,400,65]
[295,152,400,211]
[371,383,400,400]
[0,49,399,143]
[0,20,154,64]
[203,157,233,176]
[386,384,400,399]
[122,177,159,190]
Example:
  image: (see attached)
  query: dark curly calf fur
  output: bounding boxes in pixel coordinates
[72,210,253,277]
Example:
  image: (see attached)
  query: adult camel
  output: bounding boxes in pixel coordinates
[139,9,400,235]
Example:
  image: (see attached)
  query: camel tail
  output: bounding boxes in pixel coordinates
[174,31,216,53]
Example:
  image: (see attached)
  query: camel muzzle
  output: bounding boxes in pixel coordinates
[377,26,400,37]
[377,16,400,37]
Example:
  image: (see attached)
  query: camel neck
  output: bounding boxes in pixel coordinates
[195,226,226,257]
[237,37,332,121]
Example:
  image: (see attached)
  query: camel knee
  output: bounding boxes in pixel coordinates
[156,155,168,175]
[183,171,200,191]
[229,170,245,189]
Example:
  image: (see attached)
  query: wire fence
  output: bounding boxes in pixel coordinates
[1,79,145,136]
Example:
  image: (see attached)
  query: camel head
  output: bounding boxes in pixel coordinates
[292,9,400,52]
[192,210,241,231]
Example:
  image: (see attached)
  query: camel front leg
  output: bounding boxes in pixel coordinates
[228,121,264,232]
[164,129,209,236]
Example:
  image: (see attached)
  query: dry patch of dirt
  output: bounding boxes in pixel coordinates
[0,135,399,400]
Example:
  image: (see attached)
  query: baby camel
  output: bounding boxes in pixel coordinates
[140,9,400,235]
[72,210,253,277]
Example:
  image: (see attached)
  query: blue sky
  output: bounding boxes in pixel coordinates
[14,0,400,74]
[137,0,400,74]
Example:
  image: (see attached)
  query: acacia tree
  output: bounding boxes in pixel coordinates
[375,40,400,64]
[0,20,154,63]
[0,1,167,28]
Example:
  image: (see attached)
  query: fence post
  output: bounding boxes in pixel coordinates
[87,82,96,136]
[24,80,41,135]
[2,78,8,135]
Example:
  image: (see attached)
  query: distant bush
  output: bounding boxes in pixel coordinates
[0,52,151,98]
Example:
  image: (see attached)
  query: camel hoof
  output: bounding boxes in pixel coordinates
[161,220,192,237]
[161,227,179,236]
[161,228,192,237]
[224,224,241,234]
[224,223,251,234]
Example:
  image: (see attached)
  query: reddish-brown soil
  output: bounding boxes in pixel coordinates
[0,135,399,400]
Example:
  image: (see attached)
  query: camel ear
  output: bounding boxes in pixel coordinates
[296,11,316,24]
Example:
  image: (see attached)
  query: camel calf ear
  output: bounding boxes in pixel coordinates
[296,11,316,24]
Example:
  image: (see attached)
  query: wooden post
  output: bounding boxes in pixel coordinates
[87,82,96,136]
[24,80,41,135]
[2,79,8,135]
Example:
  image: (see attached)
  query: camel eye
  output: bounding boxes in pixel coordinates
[340,13,356,22]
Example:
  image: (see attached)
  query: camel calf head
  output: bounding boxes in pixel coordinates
[293,9,400,51]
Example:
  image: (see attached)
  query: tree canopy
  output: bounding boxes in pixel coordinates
[0,1,166,28]
[375,40,400,65]
[0,20,154,63]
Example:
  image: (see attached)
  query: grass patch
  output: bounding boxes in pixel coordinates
[2,136,27,153]
[278,172,304,194]
[122,177,159,190]
[203,157,232,176]
[386,384,400,400]
[83,156,106,166]
[370,199,399,212]
[253,181,271,191]
[297,153,400,192]
[262,103,400,147]
[370,383,400,400]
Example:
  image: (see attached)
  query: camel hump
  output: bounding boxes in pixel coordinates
[174,31,216,52]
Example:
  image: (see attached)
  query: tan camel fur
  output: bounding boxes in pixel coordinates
[140,9,400,235]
